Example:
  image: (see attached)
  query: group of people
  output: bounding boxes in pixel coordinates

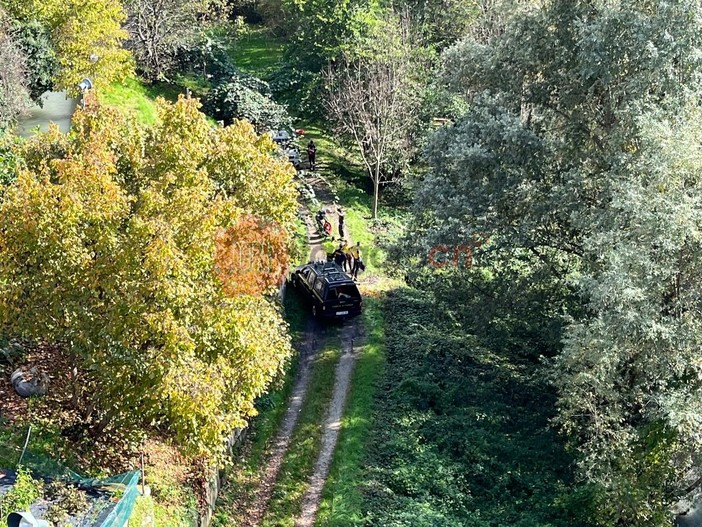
[303,138,363,280]
[332,240,364,280]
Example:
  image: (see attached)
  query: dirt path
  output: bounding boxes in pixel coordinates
[241,316,323,527]
[246,167,362,527]
[294,321,363,527]
[240,185,330,527]
[292,169,364,527]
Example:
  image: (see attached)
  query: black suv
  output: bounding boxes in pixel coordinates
[290,262,362,319]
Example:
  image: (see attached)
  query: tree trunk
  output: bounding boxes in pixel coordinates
[372,173,380,219]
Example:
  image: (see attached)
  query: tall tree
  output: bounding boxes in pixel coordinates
[325,13,420,218]
[2,0,133,92]
[123,0,227,81]
[268,0,379,115]
[391,0,479,47]
[554,106,702,526]
[0,97,297,460]
[413,1,702,523]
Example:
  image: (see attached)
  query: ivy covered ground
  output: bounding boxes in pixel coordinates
[357,288,588,527]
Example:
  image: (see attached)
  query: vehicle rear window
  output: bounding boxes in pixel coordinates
[328,284,361,300]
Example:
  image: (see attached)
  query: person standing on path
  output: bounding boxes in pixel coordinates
[307,140,317,171]
[333,243,346,268]
[341,240,352,273]
[337,205,345,240]
[350,242,362,280]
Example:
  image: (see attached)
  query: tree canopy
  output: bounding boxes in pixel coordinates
[412,1,702,523]
[0,96,298,460]
[2,0,133,92]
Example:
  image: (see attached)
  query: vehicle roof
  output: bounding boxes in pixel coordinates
[302,262,356,285]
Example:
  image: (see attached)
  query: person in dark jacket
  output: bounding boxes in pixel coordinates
[307,140,317,170]
[333,243,346,268]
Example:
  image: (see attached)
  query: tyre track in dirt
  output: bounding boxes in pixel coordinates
[241,315,324,527]
[294,320,364,527]
[247,168,363,527]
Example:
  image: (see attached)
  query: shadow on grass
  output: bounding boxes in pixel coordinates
[356,287,590,527]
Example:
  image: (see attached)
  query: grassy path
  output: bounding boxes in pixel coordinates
[294,322,364,527]
[241,316,325,527]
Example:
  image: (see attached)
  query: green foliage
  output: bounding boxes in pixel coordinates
[424,0,702,254]
[0,132,22,186]
[271,0,380,115]
[3,0,133,92]
[390,0,480,48]
[204,72,291,131]
[177,32,239,82]
[358,287,589,527]
[554,105,702,526]
[44,481,89,526]
[10,18,57,101]
[0,466,44,519]
[413,0,702,523]
[0,97,298,461]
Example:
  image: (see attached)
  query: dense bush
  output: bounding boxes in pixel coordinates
[10,18,57,101]
[360,286,593,526]
[267,63,322,119]
[44,481,89,526]
[0,133,22,186]
[175,34,239,82]
[204,73,291,131]
[0,466,43,520]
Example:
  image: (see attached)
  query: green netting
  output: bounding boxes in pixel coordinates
[92,471,141,527]
[0,438,140,527]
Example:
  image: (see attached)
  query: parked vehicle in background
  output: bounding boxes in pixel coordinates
[286,146,302,168]
[272,129,303,169]
[290,262,362,319]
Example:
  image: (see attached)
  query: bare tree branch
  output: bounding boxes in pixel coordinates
[324,13,420,218]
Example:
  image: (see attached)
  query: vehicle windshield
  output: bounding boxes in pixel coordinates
[328,284,361,300]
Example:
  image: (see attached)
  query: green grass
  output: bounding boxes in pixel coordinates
[228,26,284,76]
[292,214,310,266]
[99,77,188,126]
[299,123,408,276]
[349,287,587,527]
[99,78,161,125]
[316,298,385,527]
[130,486,197,527]
[261,334,341,527]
